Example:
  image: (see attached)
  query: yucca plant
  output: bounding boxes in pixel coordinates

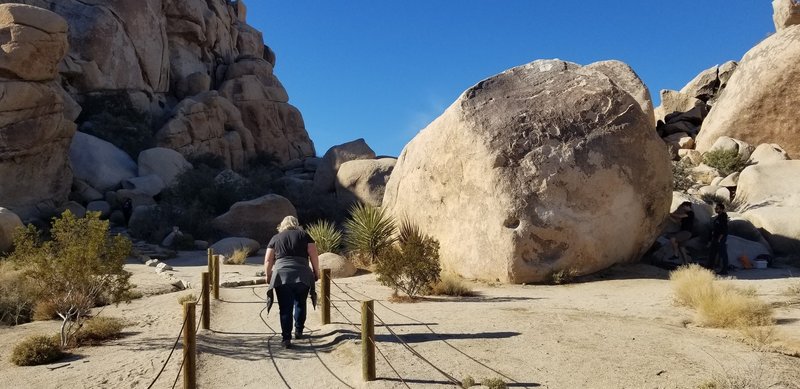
[306,220,342,254]
[375,218,441,298]
[343,203,396,264]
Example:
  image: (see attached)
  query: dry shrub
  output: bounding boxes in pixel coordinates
[10,334,63,366]
[670,265,774,328]
[0,262,37,325]
[375,219,441,298]
[177,294,197,306]
[32,300,58,321]
[431,274,476,297]
[74,316,126,346]
[223,249,249,265]
[550,268,579,285]
[461,376,476,388]
[481,378,508,389]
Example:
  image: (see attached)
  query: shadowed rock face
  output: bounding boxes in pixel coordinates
[383,59,672,284]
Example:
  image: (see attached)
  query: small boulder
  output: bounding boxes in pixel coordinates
[690,164,722,185]
[137,147,193,187]
[210,237,261,257]
[0,207,23,253]
[313,139,376,193]
[86,201,111,218]
[122,175,166,197]
[155,262,173,273]
[71,179,104,203]
[749,144,790,165]
[318,253,357,278]
[212,195,297,243]
[70,132,138,192]
[718,173,740,188]
[56,201,86,219]
[116,189,156,208]
[709,136,755,161]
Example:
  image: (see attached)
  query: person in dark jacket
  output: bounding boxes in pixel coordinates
[709,202,729,275]
[668,201,695,264]
[265,216,321,349]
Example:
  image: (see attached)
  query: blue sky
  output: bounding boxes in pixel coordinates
[248,1,774,157]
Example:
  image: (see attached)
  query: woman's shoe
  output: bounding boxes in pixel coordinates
[281,339,292,349]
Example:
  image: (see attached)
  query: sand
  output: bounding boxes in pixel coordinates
[1,251,799,389]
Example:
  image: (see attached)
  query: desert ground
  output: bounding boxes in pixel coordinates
[1,252,799,389]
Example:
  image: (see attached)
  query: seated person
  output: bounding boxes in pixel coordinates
[666,201,694,264]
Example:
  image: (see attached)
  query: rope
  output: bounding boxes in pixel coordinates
[341,283,528,386]
[251,287,291,389]
[145,308,190,389]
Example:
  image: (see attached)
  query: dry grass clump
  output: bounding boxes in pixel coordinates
[223,249,249,265]
[461,376,476,388]
[481,378,508,389]
[177,294,197,306]
[550,268,579,285]
[431,274,477,297]
[670,265,774,328]
[10,334,63,366]
[0,262,37,325]
[74,316,126,346]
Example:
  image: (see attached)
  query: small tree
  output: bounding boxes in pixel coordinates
[343,203,396,264]
[375,219,441,298]
[8,211,132,347]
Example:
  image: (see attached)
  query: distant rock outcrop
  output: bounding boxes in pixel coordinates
[383,59,672,283]
[773,0,800,31]
[335,158,396,208]
[695,25,800,157]
[0,4,75,219]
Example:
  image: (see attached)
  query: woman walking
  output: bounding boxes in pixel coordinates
[265,216,321,348]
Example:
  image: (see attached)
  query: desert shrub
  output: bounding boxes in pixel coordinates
[32,300,58,321]
[461,376,476,388]
[375,219,441,298]
[0,262,38,325]
[703,149,747,177]
[431,274,476,297]
[172,233,196,251]
[246,151,281,169]
[73,316,126,346]
[177,294,197,306]
[481,378,508,389]
[187,153,226,170]
[80,110,154,159]
[127,205,173,243]
[7,211,133,347]
[306,220,342,254]
[224,249,249,265]
[670,265,774,328]
[344,204,396,264]
[672,160,695,192]
[550,268,579,285]
[10,334,64,366]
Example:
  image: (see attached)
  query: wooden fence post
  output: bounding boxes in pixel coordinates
[361,300,375,381]
[321,269,331,325]
[201,272,210,330]
[183,301,196,389]
[207,249,214,286]
[213,255,220,300]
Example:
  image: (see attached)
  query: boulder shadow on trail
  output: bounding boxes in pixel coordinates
[375,331,520,344]
[196,333,305,361]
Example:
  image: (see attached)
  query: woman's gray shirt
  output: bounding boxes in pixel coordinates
[267,230,315,289]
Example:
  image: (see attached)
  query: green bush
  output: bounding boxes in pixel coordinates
[0,262,37,325]
[703,149,747,177]
[375,219,441,298]
[344,204,396,265]
[672,160,694,192]
[306,220,342,254]
[10,335,64,366]
[74,316,126,346]
[7,211,133,347]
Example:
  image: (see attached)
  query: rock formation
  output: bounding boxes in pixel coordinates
[773,0,800,31]
[335,158,396,208]
[383,59,672,283]
[211,194,297,243]
[0,4,74,219]
[695,25,800,157]
[313,139,377,193]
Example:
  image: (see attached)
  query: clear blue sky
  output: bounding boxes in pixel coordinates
[248,1,774,157]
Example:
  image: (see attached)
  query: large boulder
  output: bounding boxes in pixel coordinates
[335,158,396,209]
[210,237,260,257]
[137,147,193,187]
[695,25,800,157]
[0,3,68,81]
[736,161,800,254]
[773,0,800,31]
[0,207,23,253]
[313,139,376,193]
[584,60,655,124]
[69,132,137,192]
[318,253,357,278]
[383,59,672,283]
[212,194,297,243]
[156,92,256,171]
[0,5,74,219]
[679,61,738,103]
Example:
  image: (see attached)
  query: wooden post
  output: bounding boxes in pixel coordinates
[320,269,331,325]
[201,272,210,330]
[361,300,375,381]
[213,255,220,300]
[207,249,214,286]
[183,302,196,389]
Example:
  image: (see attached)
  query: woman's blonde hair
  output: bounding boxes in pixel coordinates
[277,216,300,233]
